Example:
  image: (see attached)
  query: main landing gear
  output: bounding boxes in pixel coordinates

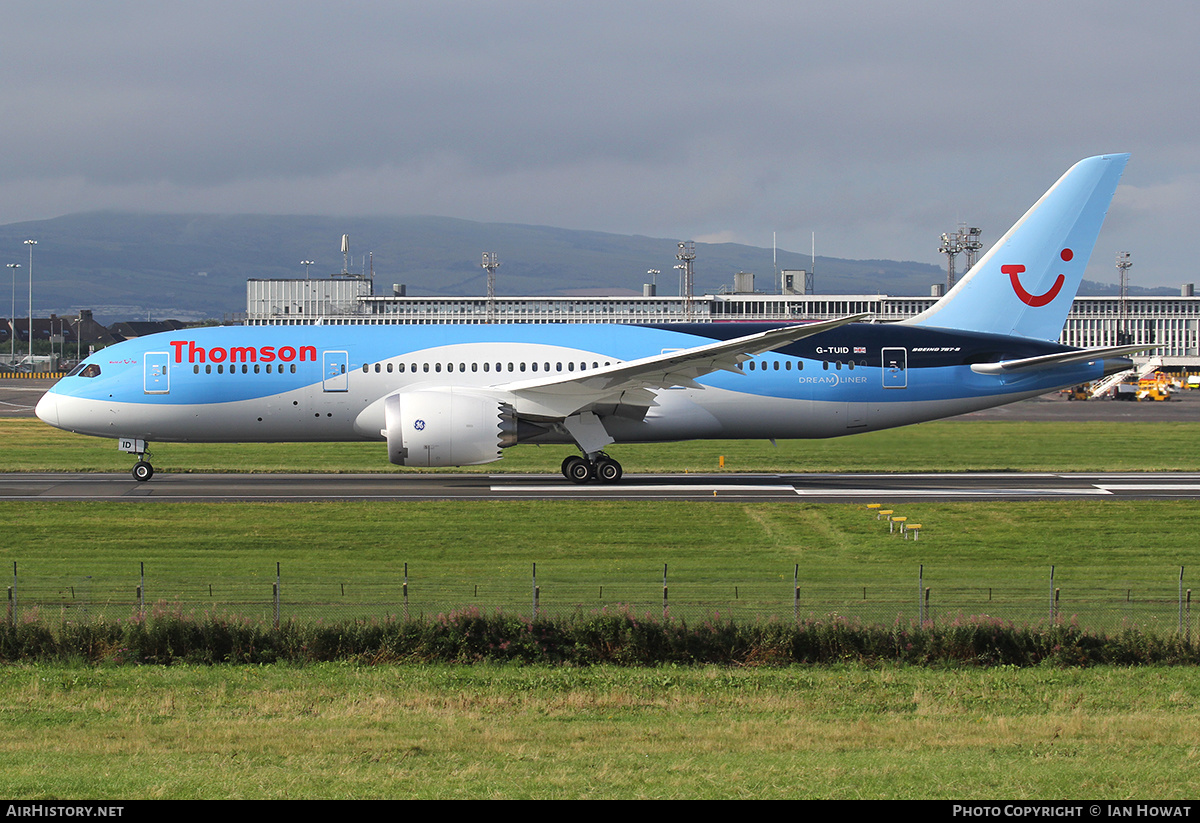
[560,453,623,485]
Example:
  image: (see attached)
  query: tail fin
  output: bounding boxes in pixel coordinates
[907,154,1129,340]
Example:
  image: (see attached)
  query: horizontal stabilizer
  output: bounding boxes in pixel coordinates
[969,344,1156,375]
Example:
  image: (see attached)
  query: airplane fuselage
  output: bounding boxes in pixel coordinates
[37,321,1111,447]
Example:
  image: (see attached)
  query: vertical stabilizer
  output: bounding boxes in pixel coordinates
[907,154,1128,340]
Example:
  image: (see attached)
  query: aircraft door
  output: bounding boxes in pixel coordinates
[322,350,348,392]
[881,347,907,389]
[144,351,170,394]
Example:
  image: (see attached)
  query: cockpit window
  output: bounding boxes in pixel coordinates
[67,363,101,378]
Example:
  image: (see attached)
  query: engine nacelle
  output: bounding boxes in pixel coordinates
[383,389,517,467]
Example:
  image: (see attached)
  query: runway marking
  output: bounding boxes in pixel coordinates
[494,483,798,493]
[792,488,1114,497]
[1093,484,1200,492]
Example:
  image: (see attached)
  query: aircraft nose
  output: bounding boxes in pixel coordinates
[35,391,58,427]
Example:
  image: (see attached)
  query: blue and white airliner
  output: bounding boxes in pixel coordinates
[37,154,1145,483]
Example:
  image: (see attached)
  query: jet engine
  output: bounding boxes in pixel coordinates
[383,389,518,467]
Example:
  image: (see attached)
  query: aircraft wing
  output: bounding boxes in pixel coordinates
[499,314,868,418]
[968,344,1156,375]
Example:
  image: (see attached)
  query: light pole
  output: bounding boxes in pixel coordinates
[301,260,314,278]
[6,264,19,365]
[24,240,36,366]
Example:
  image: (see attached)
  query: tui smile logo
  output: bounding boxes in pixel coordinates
[1003,249,1071,307]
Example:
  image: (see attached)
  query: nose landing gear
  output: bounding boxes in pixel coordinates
[118,437,155,482]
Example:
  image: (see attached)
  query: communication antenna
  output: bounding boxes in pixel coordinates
[1116,251,1132,345]
[482,252,501,324]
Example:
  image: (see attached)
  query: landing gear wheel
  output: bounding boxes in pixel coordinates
[132,460,154,482]
[595,457,622,483]
[564,455,593,484]
[561,456,577,480]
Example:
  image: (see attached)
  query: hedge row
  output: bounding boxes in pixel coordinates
[2,607,1198,666]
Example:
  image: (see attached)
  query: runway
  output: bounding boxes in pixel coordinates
[3,470,1200,503]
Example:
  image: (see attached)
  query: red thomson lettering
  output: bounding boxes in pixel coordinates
[169,341,319,365]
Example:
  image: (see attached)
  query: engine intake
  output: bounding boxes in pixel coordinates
[383,389,517,467]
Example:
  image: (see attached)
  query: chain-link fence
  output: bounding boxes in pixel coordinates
[6,563,1198,638]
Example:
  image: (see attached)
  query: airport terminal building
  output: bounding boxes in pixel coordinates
[242,277,1200,368]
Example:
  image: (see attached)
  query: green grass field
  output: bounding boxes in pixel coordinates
[2,663,1198,799]
[7,417,1200,474]
[5,416,1200,798]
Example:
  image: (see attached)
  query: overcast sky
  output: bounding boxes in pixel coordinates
[2,1,1197,286]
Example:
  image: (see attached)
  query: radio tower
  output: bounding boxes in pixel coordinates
[482,252,501,324]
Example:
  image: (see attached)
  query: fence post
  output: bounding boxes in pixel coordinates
[274,562,280,631]
[139,562,145,619]
[918,565,924,624]
[662,564,668,621]
[1179,567,1185,637]
[9,562,15,626]
[793,564,799,623]
[1049,565,1055,622]
[403,562,409,622]
[532,563,538,620]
